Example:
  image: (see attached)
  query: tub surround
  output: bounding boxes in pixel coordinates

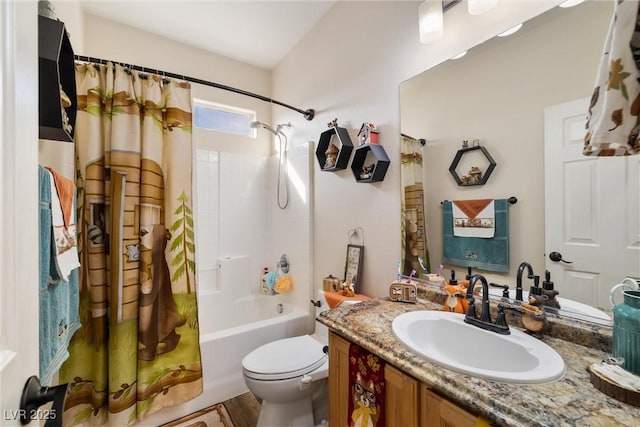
[318,284,640,426]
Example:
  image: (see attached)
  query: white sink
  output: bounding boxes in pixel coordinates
[392,311,565,384]
[486,289,611,321]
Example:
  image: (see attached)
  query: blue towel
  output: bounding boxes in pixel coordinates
[442,199,509,272]
[39,166,81,386]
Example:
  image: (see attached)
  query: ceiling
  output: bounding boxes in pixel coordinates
[80,0,337,70]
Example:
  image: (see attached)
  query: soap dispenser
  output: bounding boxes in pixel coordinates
[541,270,561,309]
[529,275,542,296]
[460,266,473,288]
[443,270,468,314]
[542,270,554,291]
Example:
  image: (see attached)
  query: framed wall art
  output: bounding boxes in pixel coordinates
[344,244,364,293]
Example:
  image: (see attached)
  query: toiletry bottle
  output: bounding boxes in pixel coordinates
[542,270,554,291]
[443,270,468,313]
[541,270,561,309]
[461,266,473,288]
[260,267,271,295]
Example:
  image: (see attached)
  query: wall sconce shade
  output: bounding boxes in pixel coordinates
[419,0,444,44]
[468,0,498,15]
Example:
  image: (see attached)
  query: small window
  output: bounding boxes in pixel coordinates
[193,99,255,137]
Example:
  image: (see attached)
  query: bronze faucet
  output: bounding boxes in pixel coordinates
[465,274,510,335]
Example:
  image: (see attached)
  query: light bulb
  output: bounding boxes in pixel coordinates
[419,0,444,44]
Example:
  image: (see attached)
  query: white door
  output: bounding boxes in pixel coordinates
[0,1,41,426]
[544,98,640,310]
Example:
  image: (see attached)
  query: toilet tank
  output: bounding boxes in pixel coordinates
[313,290,363,344]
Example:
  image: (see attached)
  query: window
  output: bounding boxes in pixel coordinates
[193,99,255,137]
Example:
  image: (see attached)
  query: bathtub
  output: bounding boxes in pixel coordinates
[142,292,310,426]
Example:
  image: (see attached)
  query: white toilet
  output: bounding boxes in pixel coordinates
[242,290,361,427]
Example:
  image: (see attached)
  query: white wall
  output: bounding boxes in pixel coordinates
[272,0,571,298]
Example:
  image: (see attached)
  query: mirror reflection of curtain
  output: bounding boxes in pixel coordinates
[59,63,202,426]
[401,135,430,277]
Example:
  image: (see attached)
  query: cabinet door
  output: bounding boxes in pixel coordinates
[421,384,478,427]
[328,331,351,427]
[385,364,420,426]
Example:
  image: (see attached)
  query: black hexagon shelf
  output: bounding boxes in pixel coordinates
[351,143,390,183]
[448,145,496,186]
[315,126,354,172]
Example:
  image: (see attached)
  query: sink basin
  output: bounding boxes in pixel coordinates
[392,311,565,384]
[486,289,611,321]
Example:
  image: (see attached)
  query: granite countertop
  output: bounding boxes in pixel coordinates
[318,294,640,426]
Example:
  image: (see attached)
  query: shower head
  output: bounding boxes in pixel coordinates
[250,121,278,135]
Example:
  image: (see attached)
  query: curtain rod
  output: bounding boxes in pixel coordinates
[74,55,315,121]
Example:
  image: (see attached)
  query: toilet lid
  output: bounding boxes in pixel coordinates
[242,335,326,380]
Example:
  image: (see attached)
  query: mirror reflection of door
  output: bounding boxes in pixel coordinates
[544,98,640,310]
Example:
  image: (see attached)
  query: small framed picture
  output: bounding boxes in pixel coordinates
[344,244,364,293]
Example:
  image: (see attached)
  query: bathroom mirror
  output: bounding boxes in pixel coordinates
[400,1,627,326]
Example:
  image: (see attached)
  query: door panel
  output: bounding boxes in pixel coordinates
[0,1,40,425]
[545,99,640,310]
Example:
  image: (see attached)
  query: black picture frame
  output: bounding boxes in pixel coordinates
[344,244,364,293]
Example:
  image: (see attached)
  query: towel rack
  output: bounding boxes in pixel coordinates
[440,196,517,205]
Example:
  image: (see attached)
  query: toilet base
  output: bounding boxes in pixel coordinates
[257,398,314,427]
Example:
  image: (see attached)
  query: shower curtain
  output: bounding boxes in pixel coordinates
[400,135,430,277]
[59,63,202,426]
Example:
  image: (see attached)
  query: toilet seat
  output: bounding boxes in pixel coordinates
[242,335,327,381]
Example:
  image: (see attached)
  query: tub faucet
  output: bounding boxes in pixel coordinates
[516,262,535,301]
[465,274,510,335]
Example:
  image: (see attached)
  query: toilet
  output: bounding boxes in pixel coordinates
[242,290,364,427]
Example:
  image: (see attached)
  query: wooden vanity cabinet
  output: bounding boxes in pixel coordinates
[328,330,351,426]
[421,385,478,427]
[385,364,420,426]
[328,331,479,427]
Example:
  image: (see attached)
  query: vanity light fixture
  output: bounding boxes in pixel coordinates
[468,0,498,15]
[497,23,523,37]
[559,0,585,8]
[419,0,444,44]
[450,50,467,60]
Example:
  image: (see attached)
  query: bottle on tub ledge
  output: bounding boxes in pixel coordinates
[260,267,273,295]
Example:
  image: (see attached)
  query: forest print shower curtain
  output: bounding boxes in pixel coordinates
[400,135,430,277]
[60,63,202,426]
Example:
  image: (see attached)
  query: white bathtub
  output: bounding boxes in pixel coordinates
[141,292,310,426]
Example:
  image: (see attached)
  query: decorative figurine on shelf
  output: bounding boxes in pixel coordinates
[461,166,483,185]
[324,143,339,169]
[359,163,374,180]
[462,140,469,149]
[327,118,339,128]
[357,122,379,145]
[468,166,482,184]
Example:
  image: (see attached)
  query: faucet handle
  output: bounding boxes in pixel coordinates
[495,304,509,328]
[489,282,510,298]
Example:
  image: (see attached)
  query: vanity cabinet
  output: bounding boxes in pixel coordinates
[384,364,420,426]
[328,330,351,426]
[328,331,480,427]
[421,385,478,427]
